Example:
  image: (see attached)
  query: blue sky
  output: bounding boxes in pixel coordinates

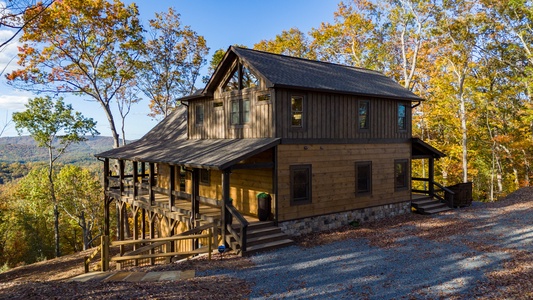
[0,0,339,139]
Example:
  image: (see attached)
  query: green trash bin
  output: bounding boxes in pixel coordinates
[257,192,272,221]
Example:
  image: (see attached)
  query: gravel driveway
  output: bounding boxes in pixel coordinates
[199,188,533,299]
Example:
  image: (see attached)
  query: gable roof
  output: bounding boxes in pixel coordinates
[202,46,423,102]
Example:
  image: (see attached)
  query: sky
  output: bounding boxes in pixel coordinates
[0,0,340,139]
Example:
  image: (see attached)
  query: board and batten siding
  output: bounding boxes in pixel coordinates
[275,89,412,141]
[276,143,411,222]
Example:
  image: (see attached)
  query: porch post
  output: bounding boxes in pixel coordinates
[132,161,138,199]
[149,163,155,206]
[429,157,435,197]
[169,165,176,208]
[141,208,146,240]
[191,168,200,229]
[221,169,231,247]
[119,159,125,196]
[103,158,110,236]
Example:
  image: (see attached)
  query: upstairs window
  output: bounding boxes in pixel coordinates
[355,161,372,195]
[358,101,369,130]
[230,99,250,125]
[200,169,210,185]
[395,159,409,190]
[291,95,304,128]
[290,164,312,205]
[242,66,259,89]
[223,67,239,92]
[222,63,259,92]
[195,104,204,126]
[398,104,407,131]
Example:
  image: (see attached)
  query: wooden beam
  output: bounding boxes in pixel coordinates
[230,162,274,170]
[149,163,155,206]
[132,161,138,199]
[169,165,176,208]
[429,158,435,197]
[221,169,231,247]
[119,160,125,196]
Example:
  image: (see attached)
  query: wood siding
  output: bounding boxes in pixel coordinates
[276,143,411,222]
[274,89,412,140]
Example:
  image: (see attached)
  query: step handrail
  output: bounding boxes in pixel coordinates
[226,201,248,252]
[412,177,455,208]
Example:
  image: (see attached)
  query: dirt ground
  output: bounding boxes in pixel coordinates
[0,187,532,299]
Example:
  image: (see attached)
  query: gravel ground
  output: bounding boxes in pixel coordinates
[199,188,533,299]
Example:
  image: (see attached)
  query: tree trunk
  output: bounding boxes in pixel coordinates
[101,102,120,148]
[48,146,60,257]
[458,73,468,183]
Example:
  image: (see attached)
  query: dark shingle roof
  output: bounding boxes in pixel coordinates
[227,46,422,101]
[96,105,280,169]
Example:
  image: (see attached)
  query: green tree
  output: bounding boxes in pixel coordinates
[139,7,209,119]
[56,165,102,250]
[6,0,144,148]
[12,96,98,257]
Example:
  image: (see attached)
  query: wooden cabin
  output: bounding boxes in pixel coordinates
[96,46,446,256]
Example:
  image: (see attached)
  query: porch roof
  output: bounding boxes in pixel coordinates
[412,138,446,159]
[96,137,280,170]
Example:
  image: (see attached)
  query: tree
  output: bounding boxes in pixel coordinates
[0,0,55,54]
[12,96,98,257]
[6,0,144,148]
[139,7,209,119]
[254,28,316,59]
[56,165,102,250]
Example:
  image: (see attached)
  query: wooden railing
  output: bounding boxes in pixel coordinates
[225,201,248,252]
[412,177,455,208]
[83,223,215,273]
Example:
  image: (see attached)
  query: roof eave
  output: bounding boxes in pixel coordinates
[271,84,424,102]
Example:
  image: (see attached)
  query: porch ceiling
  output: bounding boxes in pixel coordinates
[96,137,280,170]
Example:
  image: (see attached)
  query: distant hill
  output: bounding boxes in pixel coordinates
[0,136,117,165]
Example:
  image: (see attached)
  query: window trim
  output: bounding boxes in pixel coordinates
[195,104,204,126]
[394,159,409,191]
[200,169,210,185]
[290,94,305,130]
[290,164,312,205]
[398,104,408,131]
[358,100,370,131]
[355,161,372,195]
[230,98,250,126]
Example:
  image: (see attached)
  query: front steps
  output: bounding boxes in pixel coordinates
[227,221,293,256]
[411,196,452,215]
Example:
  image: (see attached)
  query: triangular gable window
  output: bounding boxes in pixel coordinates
[223,67,239,92]
[242,66,258,89]
[222,63,259,92]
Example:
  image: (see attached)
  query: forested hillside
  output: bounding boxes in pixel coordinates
[0,136,115,165]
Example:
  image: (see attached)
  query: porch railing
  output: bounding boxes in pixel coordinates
[225,201,248,253]
[412,177,455,208]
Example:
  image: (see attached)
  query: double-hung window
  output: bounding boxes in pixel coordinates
[290,165,312,205]
[355,162,372,195]
[291,95,304,128]
[230,99,250,126]
[195,104,204,126]
[358,100,369,130]
[395,159,409,190]
[398,104,407,131]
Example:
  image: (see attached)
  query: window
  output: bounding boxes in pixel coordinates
[213,102,223,108]
[230,99,250,125]
[395,159,409,190]
[257,93,271,102]
[195,104,204,125]
[355,162,372,195]
[200,169,210,185]
[222,64,259,92]
[358,101,369,130]
[223,67,239,92]
[398,104,407,131]
[290,165,312,205]
[242,66,259,88]
[291,95,304,128]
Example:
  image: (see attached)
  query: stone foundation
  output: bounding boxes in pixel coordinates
[278,201,411,236]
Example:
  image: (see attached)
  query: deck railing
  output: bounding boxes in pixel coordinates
[84,223,215,273]
[412,177,455,208]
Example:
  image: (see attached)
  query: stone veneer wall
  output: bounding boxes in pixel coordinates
[278,201,411,236]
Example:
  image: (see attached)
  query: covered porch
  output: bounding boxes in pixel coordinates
[96,136,286,256]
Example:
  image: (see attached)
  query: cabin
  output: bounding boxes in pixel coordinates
[96,46,448,257]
